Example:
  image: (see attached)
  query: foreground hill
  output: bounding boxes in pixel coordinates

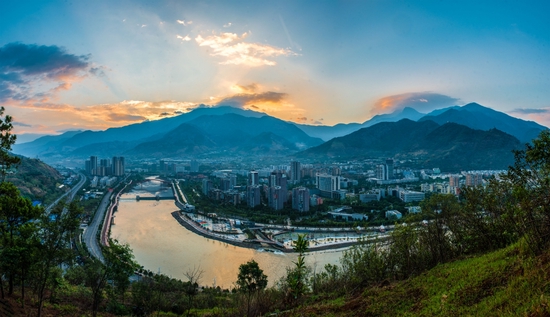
[6,156,65,204]
[297,119,521,171]
[283,242,549,316]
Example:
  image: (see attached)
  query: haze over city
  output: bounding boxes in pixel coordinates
[1,0,550,138]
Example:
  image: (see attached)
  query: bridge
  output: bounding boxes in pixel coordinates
[245,239,286,248]
[136,195,174,201]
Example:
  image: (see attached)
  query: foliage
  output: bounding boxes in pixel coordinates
[236,260,268,317]
[282,234,310,303]
[0,106,20,181]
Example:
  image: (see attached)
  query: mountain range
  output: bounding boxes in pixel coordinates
[12,102,547,170]
[297,119,521,170]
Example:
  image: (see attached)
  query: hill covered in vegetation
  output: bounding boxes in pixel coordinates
[6,155,64,205]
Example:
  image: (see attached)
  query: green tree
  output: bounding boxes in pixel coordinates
[34,200,82,317]
[506,130,550,254]
[284,234,309,302]
[0,106,20,181]
[86,240,138,317]
[236,260,268,317]
[0,182,41,299]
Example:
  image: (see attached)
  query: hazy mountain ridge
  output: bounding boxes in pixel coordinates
[12,106,266,158]
[419,102,546,143]
[297,119,521,171]
[295,103,547,142]
[294,107,426,141]
[124,114,323,158]
[11,102,545,163]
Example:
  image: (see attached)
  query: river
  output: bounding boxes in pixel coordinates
[110,179,347,289]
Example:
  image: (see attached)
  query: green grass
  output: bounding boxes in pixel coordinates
[288,242,550,316]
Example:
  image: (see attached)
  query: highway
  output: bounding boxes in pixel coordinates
[83,189,111,263]
[45,171,86,214]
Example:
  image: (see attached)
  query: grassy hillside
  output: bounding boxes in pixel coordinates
[6,156,65,205]
[284,242,550,316]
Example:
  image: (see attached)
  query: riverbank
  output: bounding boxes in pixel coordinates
[171,210,387,253]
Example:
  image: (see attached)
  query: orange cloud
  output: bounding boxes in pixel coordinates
[372,92,460,115]
[195,32,297,67]
[10,99,199,134]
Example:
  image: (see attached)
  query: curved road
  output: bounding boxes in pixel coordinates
[83,189,111,263]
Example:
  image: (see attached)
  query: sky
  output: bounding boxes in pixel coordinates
[1,0,550,137]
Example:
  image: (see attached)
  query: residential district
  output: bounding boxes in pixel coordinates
[75,155,505,251]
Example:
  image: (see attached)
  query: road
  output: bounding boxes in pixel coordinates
[83,189,111,263]
[45,171,86,214]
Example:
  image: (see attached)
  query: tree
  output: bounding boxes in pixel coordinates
[34,200,82,317]
[236,260,268,317]
[284,234,309,302]
[183,266,203,317]
[86,240,138,317]
[0,106,20,181]
[0,182,41,299]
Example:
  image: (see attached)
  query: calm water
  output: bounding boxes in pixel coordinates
[111,179,346,288]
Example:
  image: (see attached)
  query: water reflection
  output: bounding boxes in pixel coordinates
[110,179,346,288]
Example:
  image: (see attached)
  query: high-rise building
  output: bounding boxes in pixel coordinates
[230,174,237,189]
[219,178,231,191]
[247,185,261,208]
[292,187,310,212]
[268,186,284,210]
[376,164,387,180]
[316,173,340,192]
[248,171,259,186]
[290,161,302,183]
[87,156,98,175]
[112,157,125,176]
[269,171,288,203]
[376,159,394,180]
[449,175,460,188]
[465,173,482,187]
[202,179,212,196]
[386,159,394,180]
[190,160,199,173]
[85,160,91,175]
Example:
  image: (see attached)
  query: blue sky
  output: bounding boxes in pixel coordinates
[1,0,550,135]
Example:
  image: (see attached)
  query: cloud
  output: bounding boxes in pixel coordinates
[372,92,460,115]
[108,113,147,121]
[509,107,550,128]
[13,99,199,133]
[295,116,307,122]
[217,91,287,108]
[195,32,297,67]
[0,42,94,102]
[223,22,232,28]
[177,34,192,42]
[12,121,32,127]
[233,83,259,93]
[510,108,550,115]
[177,20,192,26]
